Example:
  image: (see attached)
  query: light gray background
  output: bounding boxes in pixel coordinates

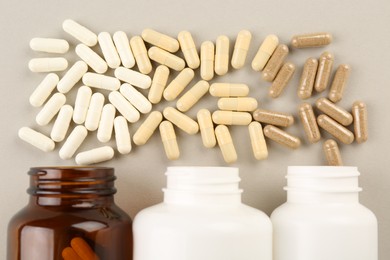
[1,0,389,258]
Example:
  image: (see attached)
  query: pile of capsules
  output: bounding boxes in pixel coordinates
[19,19,368,165]
[62,237,99,260]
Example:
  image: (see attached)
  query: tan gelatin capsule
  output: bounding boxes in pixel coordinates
[217,97,258,112]
[141,28,179,53]
[159,120,180,160]
[298,103,321,143]
[315,52,334,92]
[212,110,252,126]
[215,35,229,76]
[329,64,351,103]
[248,122,268,160]
[262,44,289,82]
[315,97,353,126]
[148,46,185,71]
[215,125,237,163]
[263,125,301,149]
[252,34,279,71]
[231,30,252,69]
[253,109,294,127]
[200,41,215,81]
[178,31,200,69]
[148,65,170,104]
[176,80,210,112]
[291,32,333,48]
[323,139,343,166]
[163,107,199,135]
[130,36,152,74]
[197,109,216,148]
[317,114,354,144]
[163,68,194,101]
[352,101,368,143]
[269,62,296,98]
[298,57,318,100]
[133,111,163,146]
[209,83,249,97]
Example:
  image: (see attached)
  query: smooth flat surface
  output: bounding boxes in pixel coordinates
[0,0,389,258]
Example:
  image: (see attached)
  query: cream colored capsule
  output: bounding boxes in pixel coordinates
[178,31,200,69]
[315,97,353,126]
[352,101,368,144]
[252,34,279,71]
[97,104,116,143]
[298,103,321,143]
[215,35,229,76]
[163,68,194,101]
[212,111,252,126]
[248,122,268,160]
[217,97,258,112]
[163,107,199,135]
[114,66,152,89]
[51,105,73,142]
[30,38,69,54]
[176,80,209,112]
[73,86,92,124]
[148,46,185,71]
[114,116,132,154]
[262,44,289,82]
[75,44,108,74]
[130,36,152,74]
[75,146,114,165]
[323,139,343,166]
[30,73,59,107]
[85,93,105,131]
[263,125,301,149]
[200,41,214,81]
[215,125,237,163]
[108,91,140,123]
[159,121,180,160]
[231,30,251,69]
[317,114,354,144]
[29,58,68,73]
[18,127,55,152]
[269,62,295,98]
[36,93,66,126]
[148,65,170,104]
[315,52,334,92]
[98,32,121,69]
[113,31,136,68]
[62,19,97,47]
[142,29,180,53]
[197,109,216,148]
[298,57,318,99]
[253,109,294,127]
[329,64,351,103]
[120,83,152,114]
[57,61,88,94]
[82,72,121,91]
[209,83,249,97]
[59,125,88,160]
[133,111,163,146]
[291,32,332,48]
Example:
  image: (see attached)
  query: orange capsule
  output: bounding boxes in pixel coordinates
[71,237,100,260]
[62,247,83,260]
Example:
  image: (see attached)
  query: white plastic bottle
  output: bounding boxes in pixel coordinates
[271,166,378,260]
[133,167,272,260]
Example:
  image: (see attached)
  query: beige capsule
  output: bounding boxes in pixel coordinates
[215,35,229,76]
[329,64,351,103]
[231,30,252,69]
[209,83,249,97]
[133,111,163,146]
[248,122,268,160]
[215,125,237,163]
[315,52,334,92]
[148,65,170,104]
[159,121,180,160]
[253,109,294,127]
[252,34,279,71]
[130,36,152,74]
[212,111,252,126]
[200,41,215,81]
[317,114,354,144]
[197,109,216,148]
[298,103,321,143]
[217,97,258,112]
[291,32,333,48]
[163,68,194,101]
[141,28,179,53]
[298,57,318,100]
[263,125,301,149]
[178,31,200,69]
[262,44,289,82]
[352,101,368,143]
[323,139,343,166]
[148,46,185,71]
[176,80,210,112]
[269,62,296,98]
[163,107,199,135]
[315,97,353,126]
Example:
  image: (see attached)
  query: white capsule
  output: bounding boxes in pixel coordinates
[98,32,121,69]
[130,36,152,74]
[133,111,163,146]
[142,28,180,53]
[159,121,180,160]
[163,107,199,135]
[148,46,185,71]
[36,93,66,126]
[59,125,88,160]
[178,31,200,69]
[82,72,120,91]
[200,41,215,81]
[251,34,279,71]
[57,61,88,94]
[120,84,152,114]
[18,127,55,152]
[51,105,73,142]
[209,83,249,97]
[30,38,69,54]
[248,122,268,160]
[114,67,152,89]
[73,86,92,124]
[197,109,216,148]
[114,116,132,154]
[113,31,135,68]
[29,73,59,107]
[176,80,209,112]
[217,97,258,112]
[212,110,252,125]
[85,93,105,131]
[97,104,116,143]
[62,19,97,46]
[108,91,140,123]
[215,35,230,76]
[163,68,194,101]
[231,30,252,69]
[29,58,68,73]
[75,146,114,165]
[75,44,108,74]
[149,65,170,104]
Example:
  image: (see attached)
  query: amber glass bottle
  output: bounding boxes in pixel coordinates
[7,167,132,260]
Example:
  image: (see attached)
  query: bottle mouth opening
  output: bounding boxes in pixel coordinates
[287,166,359,178]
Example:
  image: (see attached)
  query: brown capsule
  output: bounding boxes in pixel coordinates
[298,103,321,143]
[262,44,289,82]
[317,114,354,144]
[253,108,294,127]
[323,139,343,166]
[352,101,368,143]
[298,57,318,100]
[328,64,351,103]
[315,97,353,126]
[269,62,296,98]
[315,52,334,92]
[291,32,333,48]
[263,125,301,149]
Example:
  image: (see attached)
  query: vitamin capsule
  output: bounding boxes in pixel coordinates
[269,62,295,98]
[314,52,334,92]
[159,121,180,160]
[178,31,200,69]
[352,101,368,143]
[113,31,135,68]
[252,34,279,71]
[231,30,252,69]
[263,125,301,149]
[36,93,66,126]
[215,35,229,76]
[212,110,252,125]
[30,38,69,54]
[98,32,121,69]
[114,116,132,154]
[97,104,116,143]
[163,68,194,101]
[148,65,170,104]
[317,114,354,144]
[298,57,318,99]
[130,36,152,74]
[62,247,82,260]
[291,32,332,48]
[215,125,237,163]
[85,93,105,131]
[120,83,152,114]
[108,91,140,123]
[59,125,88,160]
[76,146,114,165]
[148,46,185,71]
[82,72,120,91]
[28,58,68,73]
[176,80,210,112]
[75,44,108,74]
[315,97,353,126]
[114,66,152,89]
[262,44,289,82]
[253,109,294,127]
[217,97,258,112]
[329,64,351,103]
[70,237,99,260]
[163,107,199,134]
[133,111,163,145]
[142,28,180,52]
[51,105,73,142]
[62,19,98,46]
[29,73,59,107]
[57,61,88,93]
[248,121,268,160]
[200,41,214,80]
[197,109,216,148]
[209,83,249,97]
[73,86,92,124]
[18,127,55,152]
[298,103,321,143]
[323,139,343,166]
